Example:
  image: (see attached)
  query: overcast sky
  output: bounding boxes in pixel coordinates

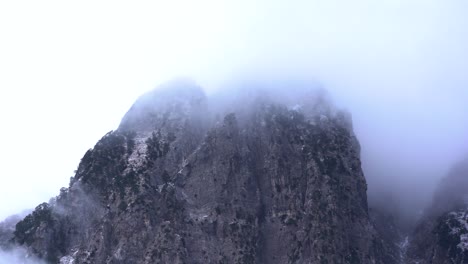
[0,0,467,220]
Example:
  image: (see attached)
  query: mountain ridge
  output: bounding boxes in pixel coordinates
[4,80,396,263]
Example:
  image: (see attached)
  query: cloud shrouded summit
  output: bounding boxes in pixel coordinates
[0,0,467,224]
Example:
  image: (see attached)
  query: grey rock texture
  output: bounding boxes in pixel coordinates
[10,80,394,263]
[407,158,468,264]
[407,209,468,264]
[369,208,403,263]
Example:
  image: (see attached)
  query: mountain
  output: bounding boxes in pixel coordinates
[0,211,29,250]
[5,80,395,263]
[406,158,468,263]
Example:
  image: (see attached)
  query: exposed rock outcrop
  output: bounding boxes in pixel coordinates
[407,158,468,264]
[9,80,394,263]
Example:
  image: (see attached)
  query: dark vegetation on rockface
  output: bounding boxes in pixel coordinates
[0,79,466,264]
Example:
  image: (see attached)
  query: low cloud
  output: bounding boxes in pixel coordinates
[0,247,45,264]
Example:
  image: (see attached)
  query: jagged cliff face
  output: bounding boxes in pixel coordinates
[369,208,404,263]
[406,209,468,264]
[9,80,393,263]
[407,159,468,264]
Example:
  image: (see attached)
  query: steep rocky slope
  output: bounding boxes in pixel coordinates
[369,207,404,263]
[407,158,468,264]
[8,80,394,263]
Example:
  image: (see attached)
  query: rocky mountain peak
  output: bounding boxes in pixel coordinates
[119,78,207,134]
[3,80,397,264]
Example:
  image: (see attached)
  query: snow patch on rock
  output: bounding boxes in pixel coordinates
[127,132,151,168]
[447,209,468,251]
[398,235,409,262]
[60,249,78,264]
[60,255,75,264]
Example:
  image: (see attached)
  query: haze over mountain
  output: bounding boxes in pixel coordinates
[0,80,465,263]
[0,1,467,263]
[1,81,400,263]
[1,1,468,223]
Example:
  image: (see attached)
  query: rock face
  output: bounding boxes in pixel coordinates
[407,159,468,264]
[10,80,393,263]
[407,209,468,264]
[369,208,404,264]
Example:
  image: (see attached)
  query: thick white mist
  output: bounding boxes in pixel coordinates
[0,248,45,264]
[0,0,467,220]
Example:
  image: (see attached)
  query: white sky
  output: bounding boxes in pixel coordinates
[1,0,468,220]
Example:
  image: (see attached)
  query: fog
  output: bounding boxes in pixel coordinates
[0,248,45,264]
[1,0,468,227]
